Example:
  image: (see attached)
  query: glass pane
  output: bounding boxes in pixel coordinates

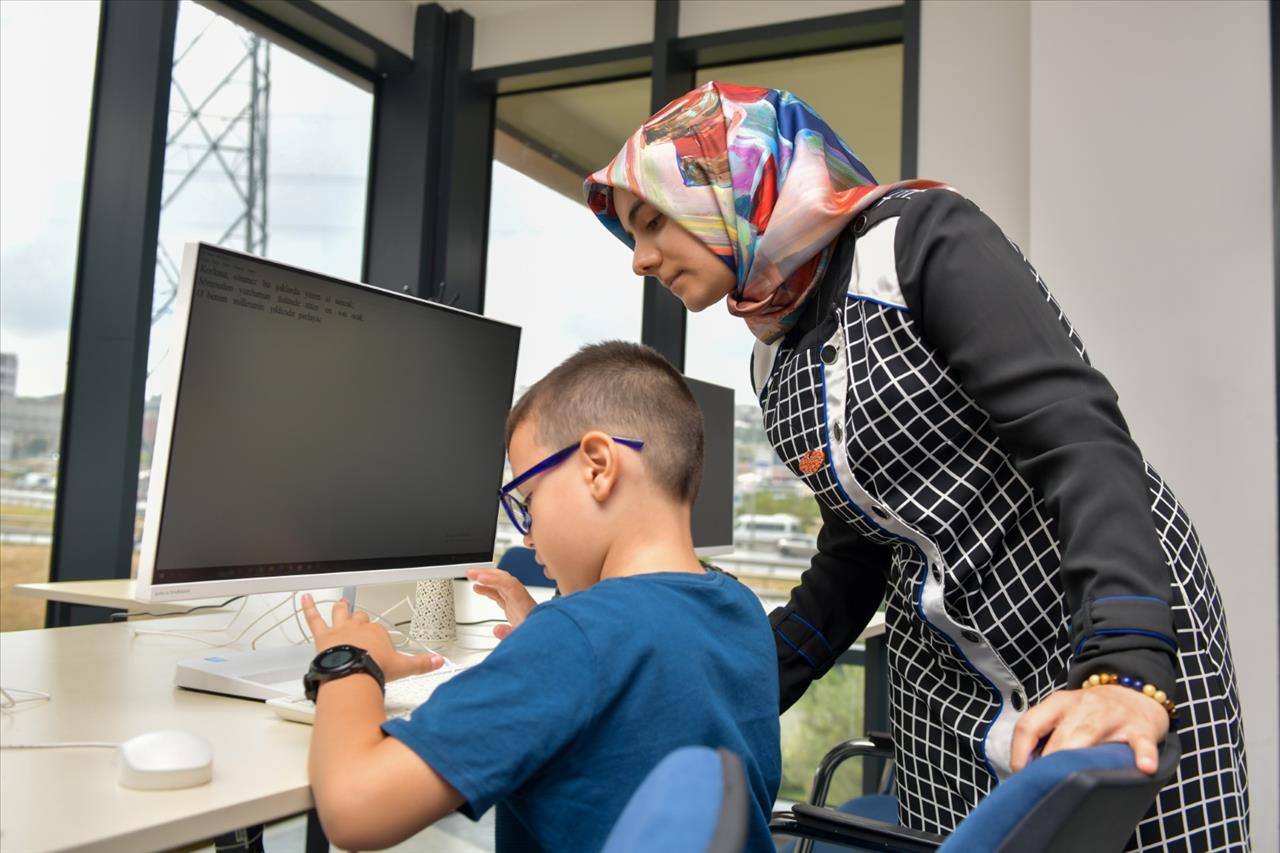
[685,46,904,591]
[135,1,375,565]
[0,0,101,632]
[486,78,651,559]
[684,50,904,786]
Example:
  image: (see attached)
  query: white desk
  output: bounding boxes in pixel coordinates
[15,579,232,616]
[1,583,884,852]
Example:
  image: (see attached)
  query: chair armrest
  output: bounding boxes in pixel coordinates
[810,733,895,807]
[771,804,944,853]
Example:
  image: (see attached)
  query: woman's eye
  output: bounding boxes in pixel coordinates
[645,214,664,232]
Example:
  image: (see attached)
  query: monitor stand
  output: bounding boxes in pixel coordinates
[173,587,355,701]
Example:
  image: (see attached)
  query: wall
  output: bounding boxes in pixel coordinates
[1024,2,1276,844]
[916,0,1029,250]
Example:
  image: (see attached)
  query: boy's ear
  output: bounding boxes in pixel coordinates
[579,431,620,503]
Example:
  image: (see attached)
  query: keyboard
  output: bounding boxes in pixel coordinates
[267,665,468,725]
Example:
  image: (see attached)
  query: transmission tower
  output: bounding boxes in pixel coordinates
[153,16,270,323]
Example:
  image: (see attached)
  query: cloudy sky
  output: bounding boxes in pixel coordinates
[0,0,758,408]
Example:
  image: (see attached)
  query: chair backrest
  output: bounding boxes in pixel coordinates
[600,746,750,853]
[496,546,555,588]
[939,737,1181,853]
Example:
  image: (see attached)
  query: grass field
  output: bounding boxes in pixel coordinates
[1,543,51,632]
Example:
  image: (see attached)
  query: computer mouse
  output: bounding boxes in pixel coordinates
[117,730,213,790]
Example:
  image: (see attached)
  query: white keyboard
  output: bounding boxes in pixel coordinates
[267,665,468,725]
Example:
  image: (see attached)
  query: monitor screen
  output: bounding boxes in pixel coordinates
[137,243,520,601]
[685,376,734,555]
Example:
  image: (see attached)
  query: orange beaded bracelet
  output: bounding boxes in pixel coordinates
[1081,672,1177,720]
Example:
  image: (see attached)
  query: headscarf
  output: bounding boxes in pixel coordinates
[584,81,946,342]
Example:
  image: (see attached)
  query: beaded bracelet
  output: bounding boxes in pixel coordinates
[1081,672,1177,720]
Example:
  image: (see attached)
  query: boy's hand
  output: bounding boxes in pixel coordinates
[1009,685,1170,775]
[466,568,537,640]
[301,593,444,681]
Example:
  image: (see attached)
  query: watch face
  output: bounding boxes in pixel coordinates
[320,647,356,669]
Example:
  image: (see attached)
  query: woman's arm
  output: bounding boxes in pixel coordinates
[893,189,1179,698]
[771,501,890,712]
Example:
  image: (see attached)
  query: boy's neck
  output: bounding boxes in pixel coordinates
[597,501,705,581]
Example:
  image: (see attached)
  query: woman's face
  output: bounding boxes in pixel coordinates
[611,187,736,312]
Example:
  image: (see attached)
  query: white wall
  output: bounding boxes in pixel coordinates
[917,0,1029,250]
[678,0,899,38]
[313,0,415,58]
[1025,3,1276,844]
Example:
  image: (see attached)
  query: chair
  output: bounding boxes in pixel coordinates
[601,745,750,853]
[496,545,556,588]
[771,736,1181,853]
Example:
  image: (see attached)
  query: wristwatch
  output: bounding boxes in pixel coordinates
[303,644,386,702]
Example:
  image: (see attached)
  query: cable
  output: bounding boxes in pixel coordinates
[109,596,245,621]
[0,686,51,710]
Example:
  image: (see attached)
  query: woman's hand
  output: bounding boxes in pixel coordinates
[466,568,537,639]
[301,593,444,681]
[1010,685,1170,775]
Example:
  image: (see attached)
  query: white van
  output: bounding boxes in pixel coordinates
[733,513,804,549]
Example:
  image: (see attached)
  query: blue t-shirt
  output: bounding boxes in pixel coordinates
[382,569,781,852]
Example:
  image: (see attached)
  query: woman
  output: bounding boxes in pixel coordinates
[583,82,1248,850]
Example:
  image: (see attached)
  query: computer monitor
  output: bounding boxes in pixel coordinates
[685,376,734,557]
[138,242,520,602]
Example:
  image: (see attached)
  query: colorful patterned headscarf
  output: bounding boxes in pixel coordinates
[585,81,945,342]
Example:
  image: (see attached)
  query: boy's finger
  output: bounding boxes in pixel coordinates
[331,599,350,626]
[493,623,513,640]
[300,593,327,634]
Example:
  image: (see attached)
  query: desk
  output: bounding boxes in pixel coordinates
[0,606,494,853]
[1,585,886,852]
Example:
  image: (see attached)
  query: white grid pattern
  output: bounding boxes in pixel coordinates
[758,205,1249,849]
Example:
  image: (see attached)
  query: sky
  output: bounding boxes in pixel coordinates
[0,0,760,408]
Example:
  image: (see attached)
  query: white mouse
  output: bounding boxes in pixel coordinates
[117,730,213,790]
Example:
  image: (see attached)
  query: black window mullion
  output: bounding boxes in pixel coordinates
[48,0,179,625]
[642,0,691,370]
[363,3,448,300]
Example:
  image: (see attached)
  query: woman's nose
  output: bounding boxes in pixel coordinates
[632,243,660,277]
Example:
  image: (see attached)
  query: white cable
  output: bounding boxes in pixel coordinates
[0,686,51,709]
[132,591,297,647]
[1,741,117,750]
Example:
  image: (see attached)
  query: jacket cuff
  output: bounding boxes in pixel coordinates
[1070,595,1176,660]
[770,606,839,677]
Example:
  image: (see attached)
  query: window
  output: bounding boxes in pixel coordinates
[134,1,375,562]
[485,78,651,556]
[681,47,905,801]
[0,0,101,631]
[683,45,905,574]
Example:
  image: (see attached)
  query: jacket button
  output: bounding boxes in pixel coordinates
[853,214,868,235]
[1011,690,1026,712]
[820,344,837,365]
[961,629,981,643]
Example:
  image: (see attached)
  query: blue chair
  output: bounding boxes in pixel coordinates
[772,737,1180,853]
[496,545,555,588]
[601,746,750,853]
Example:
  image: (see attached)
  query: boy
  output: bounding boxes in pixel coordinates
[300,341,781,851]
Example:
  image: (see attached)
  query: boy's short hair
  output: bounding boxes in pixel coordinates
[506,341,704,504]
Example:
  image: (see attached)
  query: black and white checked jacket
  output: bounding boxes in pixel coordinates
[758,189,1249,849]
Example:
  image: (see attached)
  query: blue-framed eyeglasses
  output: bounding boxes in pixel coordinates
[498,436,644,535]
